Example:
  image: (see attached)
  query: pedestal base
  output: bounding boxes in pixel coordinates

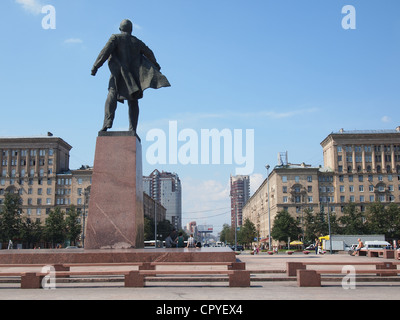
[85,132,144,249]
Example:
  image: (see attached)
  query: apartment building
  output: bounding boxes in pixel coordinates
[0,135,92,224]
[230,175,250,228]
[321,128,400,210]
[143,170,182,230]
[243,127,400,245]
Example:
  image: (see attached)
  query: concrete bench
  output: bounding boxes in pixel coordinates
[287,261,400,287]
[0,269,250,289]
[297,268,400,287]
[0,261,249,289]
[138,261,245,270]
[287,261,399,277]
[367,250,395,259]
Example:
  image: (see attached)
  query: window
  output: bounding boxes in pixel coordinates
[369,185,374,192]
[295,176,300,183]
[308,196,313,203]
[360,196,365,202]
[307,176,312,182]
[349,185,354,192]
[348,175,353,182]
[359,185,364,192]
[370,195,375,202]
[358,175,363,182]
[282,186,287,193]
[340,186,345,192]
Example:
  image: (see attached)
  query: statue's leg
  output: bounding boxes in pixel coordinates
[101,88,118,131]
[128,99,139,132]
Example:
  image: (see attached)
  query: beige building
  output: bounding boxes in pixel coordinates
[0,135,92,224]
[143,192,166,222]
[243,128,400,246]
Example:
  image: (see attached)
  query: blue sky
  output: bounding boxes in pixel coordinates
[1,0,399,234]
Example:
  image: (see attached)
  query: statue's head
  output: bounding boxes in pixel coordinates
[119,19,133,34]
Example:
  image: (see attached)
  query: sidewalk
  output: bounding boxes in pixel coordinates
[0,252,399,300]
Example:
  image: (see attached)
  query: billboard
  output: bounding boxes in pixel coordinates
[198,225,213,233]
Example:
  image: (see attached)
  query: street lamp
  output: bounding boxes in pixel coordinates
[82,187,90,248]
[265,165,271,250]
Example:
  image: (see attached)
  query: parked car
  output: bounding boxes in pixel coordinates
[231,245,244,251]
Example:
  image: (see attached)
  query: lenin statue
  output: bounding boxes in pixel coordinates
[91,19,170,133]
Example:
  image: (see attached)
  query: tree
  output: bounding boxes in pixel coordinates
[144,216,155,241]
[43,207,66,248]
[304,208,340,244]
[219,224,234,244]
[271,210,301,243]
[366,202,400,239]
[238,218,257,248]
[0,193,23,243]
[65,206,82,246]
[339,203,368,235]
[20,219,43,249]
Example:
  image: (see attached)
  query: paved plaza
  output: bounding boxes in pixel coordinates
[0,251,399,300]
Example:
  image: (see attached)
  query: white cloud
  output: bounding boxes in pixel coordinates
[381,115,391,123]
[250,173,264,195]
[181,177,230,229]
[15,0,43,15]
[64,38,84,44]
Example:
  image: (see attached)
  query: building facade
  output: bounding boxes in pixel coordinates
[243,128,400,246]
[230,175,250,228]
[143,170,182,230]
[0,136,93,224]
[0,136,173,249]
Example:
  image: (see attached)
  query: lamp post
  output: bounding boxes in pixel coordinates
[266,165,271,250]
[82,187,90,248]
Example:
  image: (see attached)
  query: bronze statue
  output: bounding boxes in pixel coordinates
[91,19,170,133]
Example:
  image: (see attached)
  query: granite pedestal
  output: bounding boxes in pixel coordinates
[85,131,144,250]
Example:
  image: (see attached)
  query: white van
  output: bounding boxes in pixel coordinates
[363,241,391,250]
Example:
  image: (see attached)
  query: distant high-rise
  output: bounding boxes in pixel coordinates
[143,170,182,230]
[230,175,250,228]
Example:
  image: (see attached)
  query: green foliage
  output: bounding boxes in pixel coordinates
[43,207,66,247]
[339,203,368,235]
[0,193,23,242]
[271,210,301,242]
[238,218,257,247]
[65,206,82,246]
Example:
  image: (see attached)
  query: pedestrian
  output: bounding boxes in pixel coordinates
[165,232,177,248]
[177,232,185,248]
[315,238,320,255]
[352,238,364,256]
[187,234,195,248]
